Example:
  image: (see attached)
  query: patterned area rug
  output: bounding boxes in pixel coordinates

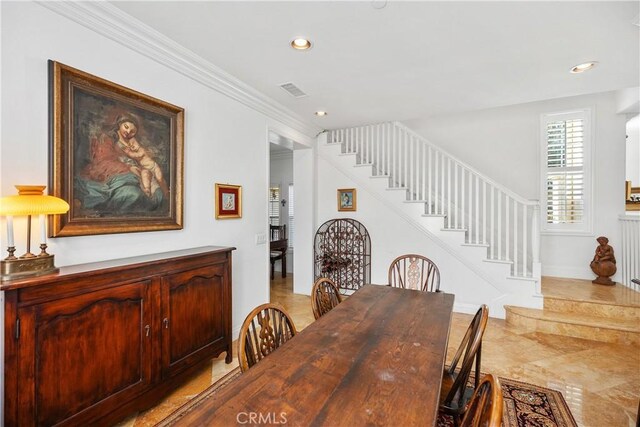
[437,376,578,427]
[157,368,577,427]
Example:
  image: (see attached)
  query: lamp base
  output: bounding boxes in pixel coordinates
[1,254,59,282]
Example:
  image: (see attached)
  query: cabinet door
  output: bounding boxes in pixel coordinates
[161,264,227,377]
[16,281,153,426]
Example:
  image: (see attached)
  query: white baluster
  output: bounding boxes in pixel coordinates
[506,196,510,264]
[439,152,444,215]
[475,175,479,244]
[403,130,408,189]
[446,158,451,228]
[376,124,380,174]
[523,203,528,276]
[387,123,392,177]
[490,186,495,257]
[427,146,432,213]
[364,126,369,164]
[467,173,472,238]
[433,151,437,213]
[497,193,502,260]
[411,137,420,200]
[367,125,371,164]
[392,126,397,187]
[483,181,488,244]
[461,168,466,229]
[454,163,459,228]
[513,200,518,276]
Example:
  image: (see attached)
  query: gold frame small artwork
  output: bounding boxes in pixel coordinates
[337,188,357,212]
[215,184,242,219]
[626,180,640,211]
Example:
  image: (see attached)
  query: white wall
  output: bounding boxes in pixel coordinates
[269,151,294,273]
[316,156,501,314]
[0,3,315,411]
[293,147,316,295]
[405,91,628,280]
[626,114,640,185]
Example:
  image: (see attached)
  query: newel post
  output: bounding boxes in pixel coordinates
[530,200,542,283]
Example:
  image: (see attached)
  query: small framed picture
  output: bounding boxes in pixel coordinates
[337,188,357,212]
[215,184,242,219]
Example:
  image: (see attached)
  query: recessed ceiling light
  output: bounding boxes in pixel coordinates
[315,111,328,117]
[291,38,312,50]
[570,61,598,73]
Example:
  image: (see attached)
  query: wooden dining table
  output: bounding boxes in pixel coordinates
[171,284,455,426]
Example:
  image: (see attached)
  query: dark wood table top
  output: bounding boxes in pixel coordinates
[173,285,454,426]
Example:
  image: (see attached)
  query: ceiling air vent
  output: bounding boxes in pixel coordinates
[279,82,307,98]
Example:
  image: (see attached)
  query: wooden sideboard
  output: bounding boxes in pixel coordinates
[1,246,235,427]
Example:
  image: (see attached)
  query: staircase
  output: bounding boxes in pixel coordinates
[319,121,543,317]
[506,277,640,345]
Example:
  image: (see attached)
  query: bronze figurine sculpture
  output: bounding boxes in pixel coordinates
[590,236,616,286]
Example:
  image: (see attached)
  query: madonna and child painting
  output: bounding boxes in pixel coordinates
[49,61,183,237]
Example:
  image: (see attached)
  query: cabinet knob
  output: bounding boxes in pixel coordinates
[163,318,169,329]
[145,325,150,337]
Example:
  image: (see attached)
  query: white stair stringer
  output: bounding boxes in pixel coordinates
[319,139,542,318]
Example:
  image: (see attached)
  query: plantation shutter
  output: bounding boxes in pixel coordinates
[541,109,591,234]
[545,118,584,224]
[269,187,280,226]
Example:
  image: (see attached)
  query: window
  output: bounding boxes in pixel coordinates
[269,187,280,226]
[288,184,294,248]
[541,109,592,234]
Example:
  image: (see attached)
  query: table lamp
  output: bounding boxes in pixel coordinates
[0,185,70,281]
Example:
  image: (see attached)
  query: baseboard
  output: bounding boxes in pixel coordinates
[453,302,481,315]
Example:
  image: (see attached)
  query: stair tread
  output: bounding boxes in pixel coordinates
[507,275,537,282]
[541,276,640,308]
[422,214,447,218]
[505,305,640,332]
[484,258,513,265]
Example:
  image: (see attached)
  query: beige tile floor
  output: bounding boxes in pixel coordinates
[120,276,640,427]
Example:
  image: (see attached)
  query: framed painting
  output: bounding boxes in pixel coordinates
[337,188,357,211]
[48,61,184,237]
[215,184,242,219]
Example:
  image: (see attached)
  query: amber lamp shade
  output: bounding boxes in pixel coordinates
[0,185,70,281]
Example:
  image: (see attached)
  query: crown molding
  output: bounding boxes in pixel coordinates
[37,1,320,138]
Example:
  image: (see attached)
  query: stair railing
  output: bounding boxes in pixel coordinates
[619,215,640,291]
[327,122,541,278]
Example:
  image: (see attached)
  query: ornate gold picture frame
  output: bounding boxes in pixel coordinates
[215,184,242,219]
[337,188,357,212]
[49,61,184,237]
